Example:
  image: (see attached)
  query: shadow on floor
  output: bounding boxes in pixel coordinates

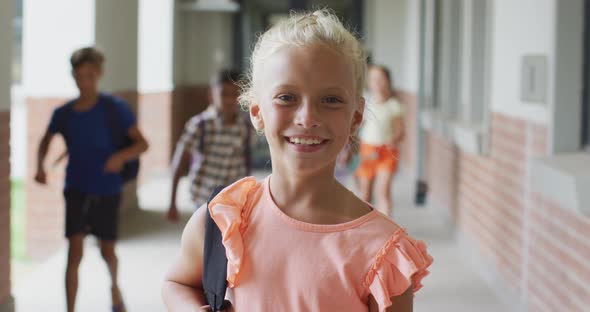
[119,209,193,240]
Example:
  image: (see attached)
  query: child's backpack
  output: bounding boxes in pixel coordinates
[53,95,140,183]
[203,186,231,311]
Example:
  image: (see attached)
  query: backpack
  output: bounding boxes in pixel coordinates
[196,116,252,175]
[203,186,231,311]
[54,95,140,184]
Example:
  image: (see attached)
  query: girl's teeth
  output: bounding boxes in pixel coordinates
[290,138,321,145]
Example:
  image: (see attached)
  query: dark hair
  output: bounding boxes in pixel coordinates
[210,69,242,87]
[371,64,394,90]
[70,47,104,70]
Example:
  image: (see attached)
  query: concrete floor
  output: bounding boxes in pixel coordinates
[13,171,511,311]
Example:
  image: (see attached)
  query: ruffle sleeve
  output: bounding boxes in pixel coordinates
[208,176,263,287]
[364,229,433,311]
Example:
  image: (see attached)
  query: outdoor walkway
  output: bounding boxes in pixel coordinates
[13,171,510,311]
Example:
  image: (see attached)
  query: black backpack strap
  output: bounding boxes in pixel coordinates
[103,95,124,148]
[102,95,140,183]
[203,186,231,311]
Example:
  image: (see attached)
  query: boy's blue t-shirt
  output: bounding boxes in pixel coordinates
[47,93,136,195]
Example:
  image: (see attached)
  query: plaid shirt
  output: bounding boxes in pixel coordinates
[178,107,252,205]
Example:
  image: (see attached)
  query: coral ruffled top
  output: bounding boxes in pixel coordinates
[208,176,433,311]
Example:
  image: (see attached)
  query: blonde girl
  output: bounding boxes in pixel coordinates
[163,9,432,312]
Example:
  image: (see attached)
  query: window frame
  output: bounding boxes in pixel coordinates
[582,0,590,150]
[420,0,492,155]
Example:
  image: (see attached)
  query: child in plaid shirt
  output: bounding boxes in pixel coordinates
[166,69,252,222]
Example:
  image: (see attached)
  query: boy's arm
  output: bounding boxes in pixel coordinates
[167,143,192,222]
[120,125,149,160]
[368,285,413,312]
[162,203,210,311]
[104,126,149,173]
[35,132,55,184]
[167,117,202,221]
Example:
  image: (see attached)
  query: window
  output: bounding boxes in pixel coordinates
[419,0,490,154]
[427,0,490,124]
[460,0,490,126]
[434,0,462,118]
[420,0,440,110]
[418,0,461,136]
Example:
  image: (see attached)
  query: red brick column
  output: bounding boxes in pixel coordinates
[138,91,173,182]
[25,98,68,260]
[171,85,209,148]
[0,111,14,311]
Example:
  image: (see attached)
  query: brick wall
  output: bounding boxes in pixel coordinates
[25,97,67,260]
[137,86,210,181]
[426,132,460,221]
[114,90,138,114]
[528,194,590,311]
[172,85,209,147]
[0,111,11,305]
[457,113,529,293]
[420,110,590,310]
[138,91,173,181]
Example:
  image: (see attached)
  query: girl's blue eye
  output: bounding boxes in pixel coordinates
[323,96,343,104]
[278,94,295,102]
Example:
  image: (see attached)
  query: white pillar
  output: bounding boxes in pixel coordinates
[139,0,173,93]
[22,0,95,98]
[136,0,175,181]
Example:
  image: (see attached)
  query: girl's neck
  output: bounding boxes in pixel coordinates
[269,165,369,224]
[270,169,337,218]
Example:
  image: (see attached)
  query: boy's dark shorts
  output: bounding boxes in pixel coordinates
[64,190,121,241]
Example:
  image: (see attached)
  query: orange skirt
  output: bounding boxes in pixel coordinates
[356,143,399,179]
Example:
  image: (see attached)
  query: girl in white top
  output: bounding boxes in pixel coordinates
[356,65,405,216]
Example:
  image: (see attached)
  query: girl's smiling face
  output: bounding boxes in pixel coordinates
[250,42,364,176]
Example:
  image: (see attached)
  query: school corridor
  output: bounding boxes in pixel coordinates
[2,0,590,311]
[12,171,509,311]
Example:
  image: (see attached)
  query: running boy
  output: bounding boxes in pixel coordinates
[35,47,149,312]
[166,69,252,222]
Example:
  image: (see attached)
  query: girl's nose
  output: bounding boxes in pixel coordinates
[294,100,320,129]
